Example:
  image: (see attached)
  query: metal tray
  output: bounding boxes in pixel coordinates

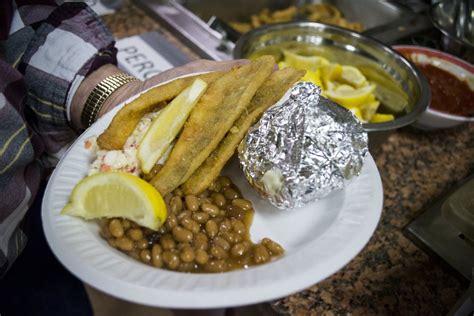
[134,0,432,60]
[406,173,474,281]
[182,0,412,30]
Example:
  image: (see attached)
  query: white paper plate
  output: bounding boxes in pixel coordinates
[42,88,383,309]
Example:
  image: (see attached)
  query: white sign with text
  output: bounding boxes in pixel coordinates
[116,36,174,81]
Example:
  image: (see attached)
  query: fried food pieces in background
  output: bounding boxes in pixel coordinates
[230,6,296,32]
[97,72,224,150]
[151,56,275,196]
[301,3,364,32]
[229,4,364,33]
[182,67,305,195]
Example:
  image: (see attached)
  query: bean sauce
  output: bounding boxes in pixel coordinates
[100,176,284,273]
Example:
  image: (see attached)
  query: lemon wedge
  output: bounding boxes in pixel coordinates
[334,84,355,92]
[370,113,395,123]
[324,80,338,92]
[321,63,342,88]
[360,99,380,122]
[138,79,208,174]
[61,172,167,230]
[340,65,367,88]
[283,50,329,71]
[344,106,364,121]
[278,61,289,69]
[325,84,376,108]
[301,69,322,87]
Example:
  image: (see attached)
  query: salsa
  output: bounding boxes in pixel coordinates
[417,64,474,117]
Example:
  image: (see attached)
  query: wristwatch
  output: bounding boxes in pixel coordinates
[81,73,138,128]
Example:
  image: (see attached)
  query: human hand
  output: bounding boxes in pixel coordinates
[70,59,249,130]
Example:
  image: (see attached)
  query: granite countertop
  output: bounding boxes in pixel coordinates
[103,2,473,315]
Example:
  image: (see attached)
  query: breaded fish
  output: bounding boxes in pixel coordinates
[182,67,305,195]
[151,56,275,195]
[97,72,224,150]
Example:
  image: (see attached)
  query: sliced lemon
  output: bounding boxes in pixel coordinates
[324,80,338,92]
[138,79,208,174]
[340,65,367,88]
[335,84,355,92]
[283,50,329,71]
[346,106,364,121]
[62,172,167,230]
[321,63,342,89]
[278,61,289,69]
[370,113,395,123]
[360,99,380,122]
[301,69,322,87]
[366,94,377,103]
[325,84,376,108]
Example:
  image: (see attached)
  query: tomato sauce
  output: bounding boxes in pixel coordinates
[417,64,474,117]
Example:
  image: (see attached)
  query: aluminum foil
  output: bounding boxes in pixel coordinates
[238,82,368,209]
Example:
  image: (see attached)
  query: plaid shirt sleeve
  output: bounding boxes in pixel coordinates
[0,0,117,277]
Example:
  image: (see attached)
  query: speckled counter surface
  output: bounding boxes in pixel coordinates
[103,3,473,315]
[272,124,474,315]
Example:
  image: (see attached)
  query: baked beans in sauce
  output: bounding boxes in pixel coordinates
[100,176,284,273]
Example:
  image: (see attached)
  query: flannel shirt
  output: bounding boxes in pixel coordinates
[0,0,117,277]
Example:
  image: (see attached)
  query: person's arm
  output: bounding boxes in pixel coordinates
[0,1,117,276]
[0,57,36,278]
[69,59,249,129]
[15,2,117,156]
[0,0,247,277]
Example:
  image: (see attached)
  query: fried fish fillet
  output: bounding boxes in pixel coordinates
[151,56,275,195]
[182,67,305,195]
[97,72,224,150]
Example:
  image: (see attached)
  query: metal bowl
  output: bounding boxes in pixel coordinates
[233,22,430,134]
[430,1,474,64]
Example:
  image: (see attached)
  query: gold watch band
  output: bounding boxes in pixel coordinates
[81,73,138,127]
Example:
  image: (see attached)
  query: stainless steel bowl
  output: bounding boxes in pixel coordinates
[430,1,474,64]
[233,22,430,135]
